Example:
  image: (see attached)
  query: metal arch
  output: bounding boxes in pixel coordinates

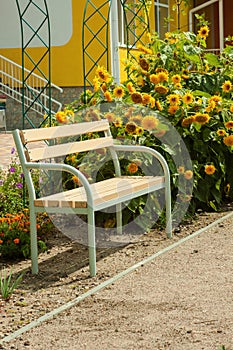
[15,0,52,128]
[82,0,150,90]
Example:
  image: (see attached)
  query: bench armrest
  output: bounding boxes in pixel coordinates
[25,162,95,206]
[112,144,170,183]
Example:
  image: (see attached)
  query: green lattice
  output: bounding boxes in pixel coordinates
[15,0,52,128]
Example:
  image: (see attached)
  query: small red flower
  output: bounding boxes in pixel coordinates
[13,238,20,244]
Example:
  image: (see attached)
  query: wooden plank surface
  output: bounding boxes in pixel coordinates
[27,136,113,161]
[21,120,110,143]
[34,176,165,208]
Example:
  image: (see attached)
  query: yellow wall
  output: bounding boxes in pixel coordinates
[0,0,191,88]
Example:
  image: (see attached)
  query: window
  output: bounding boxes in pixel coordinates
[154,0,169,38]
[118,0,137,47]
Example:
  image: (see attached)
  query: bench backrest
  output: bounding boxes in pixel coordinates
[18,120,113,162]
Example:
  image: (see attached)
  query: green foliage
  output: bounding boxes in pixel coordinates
[0,269,24,300]
[47,23,233,225]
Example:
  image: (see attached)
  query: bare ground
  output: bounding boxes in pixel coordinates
[0,205,233,350]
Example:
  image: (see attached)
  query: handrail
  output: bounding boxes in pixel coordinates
[0,54,63,115]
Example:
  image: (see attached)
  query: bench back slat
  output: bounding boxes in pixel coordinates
[21,120,110,143]
[26,136,114,162]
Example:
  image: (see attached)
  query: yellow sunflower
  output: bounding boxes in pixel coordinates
[126,82,136,93]
[183,92,194,104]
[194,112,210,125]
[225,121,233,129]
[167,94,180,105]
[168,105,179,115]
[184,170,193,180]
[217,129,226,137]
[198,26,210,39]
[96,66,111,83]
[157,71,169,83]
[150,74,159,85]
[155,100,163,111]
[181,117,194,128]
[155,85,169,95]
[222,80,232,93]
[127,163,139,174]
[104,91,112,102]
[142,94,151,105]
[230,105,233,113]
[171,74,181,84]
[141,115,159,130]
[131,92,143,104]
[223,135,233,146]
[125,121,137,134]
[113,117,123,128]
[113,86,124,98]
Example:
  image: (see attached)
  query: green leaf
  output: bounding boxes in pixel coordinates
[204,53,221,67]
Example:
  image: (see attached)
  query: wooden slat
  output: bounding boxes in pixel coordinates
[34,176,165,208]
[21,120,110,143]
[27,136,113,161]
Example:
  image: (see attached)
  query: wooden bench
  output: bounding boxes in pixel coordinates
[13,120,172,276]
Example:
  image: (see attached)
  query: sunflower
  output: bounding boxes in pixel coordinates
[113,117,123,128]
[125,121,137,134]
[136,126,144,136]
[155,100,163,111]
[223,135,233,146]
[177,166,185,174]
[205,100,216,112]
[155,85,169,95]
[142,94,151,105]
[104,91,112,102]
[230,105,233,113]
[150,97,155,108]
[157,71,169,83]
[72,176,81,186]
[130,114,143,125]
[181,117,194,127]
[131,92,143,104]
[194,112,210,125]
[104,112,115,123]
[222,80,232,93]
[209,95,222,104]
[96,66,111,83]
[168,105,179,115]
[127,163,139,174]
[225,121,233,129]
[167,94,180,105]
[150,74,159,85]
[184,170,193,180]
[101,83,107,93]
[198,26,210,39]
[183,92,194,104]
[139,58,149,71]
[113,86,124,98]
[171,74,181,84]
[55,111,68,124]
[93,77,100,92]
[141,115,159,130]
[137,44,152,55]
[175,83,182,89]
[217,129,226,137]
[204,164,216,175]
[126,82,136,93]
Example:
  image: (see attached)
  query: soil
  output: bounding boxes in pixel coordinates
[0,204,233,350]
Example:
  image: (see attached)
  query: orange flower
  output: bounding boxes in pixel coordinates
[223,135,233,146]
[127,163,138,174]
[150,74,159,85]
[126,82,136,93]
[13,238,20,244]
[177,166,185,174]
[184,170,193,180]
[204,164,216,175]
[0,239,3,244]
[225,121,233,129]
[168,105,179,115]
[142,94,151,105]
[104,91,113,102]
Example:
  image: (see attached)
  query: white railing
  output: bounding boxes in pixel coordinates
[0,54,63,116]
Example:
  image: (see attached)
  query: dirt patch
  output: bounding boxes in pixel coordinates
[0,204,233,349]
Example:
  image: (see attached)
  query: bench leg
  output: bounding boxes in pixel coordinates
[30,208,39,274]
[116,203,122,235]
[87,209,96,277]
[165,186,172,238]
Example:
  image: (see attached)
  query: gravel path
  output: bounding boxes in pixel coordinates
[2,214,233,350]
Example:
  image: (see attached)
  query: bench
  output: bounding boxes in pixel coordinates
[13,119,172,277]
